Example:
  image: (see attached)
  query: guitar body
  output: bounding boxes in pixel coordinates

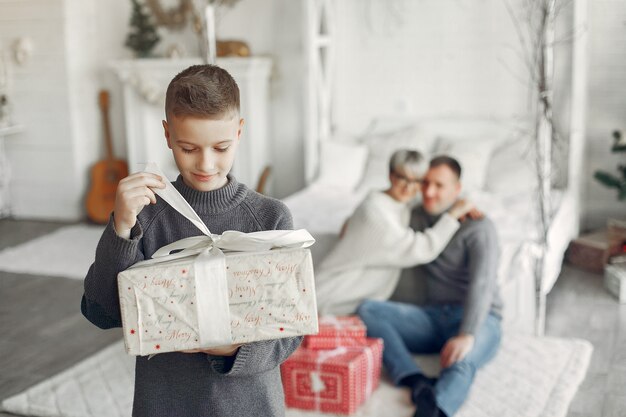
[85,90,129,224]
[86,159,128,224]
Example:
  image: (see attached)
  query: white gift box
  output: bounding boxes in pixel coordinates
[117,163,318,356]
[604,263,626,303]
[119,246,317,356]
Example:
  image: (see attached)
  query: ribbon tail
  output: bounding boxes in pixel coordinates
[194,248,232,347]
[143,162,212,237]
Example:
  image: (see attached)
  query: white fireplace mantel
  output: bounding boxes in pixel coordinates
[110,57,272,190]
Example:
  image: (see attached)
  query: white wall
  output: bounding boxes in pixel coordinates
[331,0,622,232]
[0,0,304,222]
[95,0,134,178]
[582,0,626,230]
[332,1,531,131]
[0,0,97,220]
[0,0,623,225]
[214,0,306,198]
[331,1,577,142]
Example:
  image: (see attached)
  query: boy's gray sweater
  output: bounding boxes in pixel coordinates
[81,175,302,417]
[411,206,503,335]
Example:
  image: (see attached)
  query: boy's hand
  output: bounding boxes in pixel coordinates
[113,172,166,239]
[182,344,243,356]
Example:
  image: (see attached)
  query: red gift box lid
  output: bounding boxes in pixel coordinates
[316,315,366,336]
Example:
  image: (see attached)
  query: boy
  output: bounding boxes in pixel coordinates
[81,64,301,416]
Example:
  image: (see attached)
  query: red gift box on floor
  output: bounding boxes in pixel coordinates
[281,338,383,415]
[303,315,367,350]
[567,230,612,273]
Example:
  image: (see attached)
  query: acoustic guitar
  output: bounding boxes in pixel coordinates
[86,90,128,224]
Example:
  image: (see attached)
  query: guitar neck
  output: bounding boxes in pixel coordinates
[99,90,115,162]
[102,110,114,161]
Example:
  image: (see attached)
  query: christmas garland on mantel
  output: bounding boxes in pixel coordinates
[146,0,194,30]
[146,0,243,31]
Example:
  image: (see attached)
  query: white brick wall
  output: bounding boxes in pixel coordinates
[64,0,100,215]
[1,0,306,220]
[1,0,112,220]
[0,0,79,219]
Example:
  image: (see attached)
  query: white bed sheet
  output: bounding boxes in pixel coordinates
[468,189,575,294]
[284,183,368,235]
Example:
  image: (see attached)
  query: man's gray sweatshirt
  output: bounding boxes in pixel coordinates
[81,175,302,417]
[411,206,503,335]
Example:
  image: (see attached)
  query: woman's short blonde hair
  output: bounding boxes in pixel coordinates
[389,149,427,178]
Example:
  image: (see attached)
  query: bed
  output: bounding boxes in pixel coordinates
[289,0,587,334]
[284,117,582,334]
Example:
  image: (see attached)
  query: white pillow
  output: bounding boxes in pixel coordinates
[485,137,538,196]
[356,125,435,192]
[433,136,502,191]
[317,140,369,190]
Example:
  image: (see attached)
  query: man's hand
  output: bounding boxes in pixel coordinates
[459,207,484,222]
[113,172,166,238]
[448,199,475,220]
[440,334,475,368]
[182,344,243,356]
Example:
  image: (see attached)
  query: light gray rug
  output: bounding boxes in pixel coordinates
[1,333,592,417]
[0,224,103,279]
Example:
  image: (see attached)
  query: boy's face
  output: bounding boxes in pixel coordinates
[163,114,244,192]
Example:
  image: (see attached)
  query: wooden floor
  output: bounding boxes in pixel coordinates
[545,264,626,417]
[0,218,625,417]
[0,220,122,417]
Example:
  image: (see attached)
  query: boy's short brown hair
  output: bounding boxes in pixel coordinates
[165,64,240,120]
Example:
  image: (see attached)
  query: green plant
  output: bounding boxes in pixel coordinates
[594,130,626,200]
[126,0,161,58]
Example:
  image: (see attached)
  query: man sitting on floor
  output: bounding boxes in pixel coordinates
[357,156,503,417]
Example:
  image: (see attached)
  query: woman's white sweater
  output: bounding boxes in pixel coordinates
[315,191,460,315]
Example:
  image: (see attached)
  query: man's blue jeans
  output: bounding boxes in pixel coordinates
[357,300,501,417]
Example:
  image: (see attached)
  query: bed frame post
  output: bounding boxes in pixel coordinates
[535,0,587,336]
[568,0,588,236]
[304,0,335,185]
